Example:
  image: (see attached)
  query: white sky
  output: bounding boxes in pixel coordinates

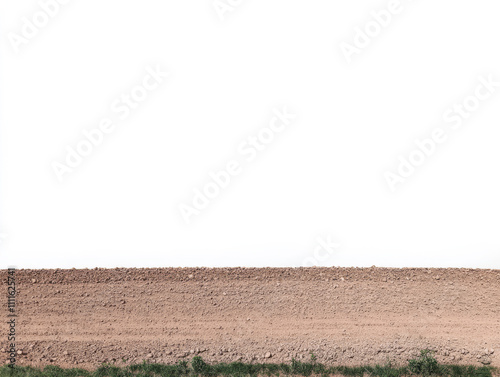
[1,0,499,269]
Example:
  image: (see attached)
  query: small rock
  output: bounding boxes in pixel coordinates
[147,353,153,358]
[63,351,68,355]
[265,352,272,358]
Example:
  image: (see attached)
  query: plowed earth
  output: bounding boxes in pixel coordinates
[4,267,500,369]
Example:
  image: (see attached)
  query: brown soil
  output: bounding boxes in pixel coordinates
[3,267,500,369]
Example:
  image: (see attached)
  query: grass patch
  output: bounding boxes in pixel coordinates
[0,350,495,377]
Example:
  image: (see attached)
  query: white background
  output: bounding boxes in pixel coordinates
[1,0,500,269]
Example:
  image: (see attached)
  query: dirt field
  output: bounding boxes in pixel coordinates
[4,267,500,369]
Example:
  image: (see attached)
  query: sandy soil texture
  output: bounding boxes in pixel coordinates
[3,267,500,369]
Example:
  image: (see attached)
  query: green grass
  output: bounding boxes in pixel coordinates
[1,350,495,377]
